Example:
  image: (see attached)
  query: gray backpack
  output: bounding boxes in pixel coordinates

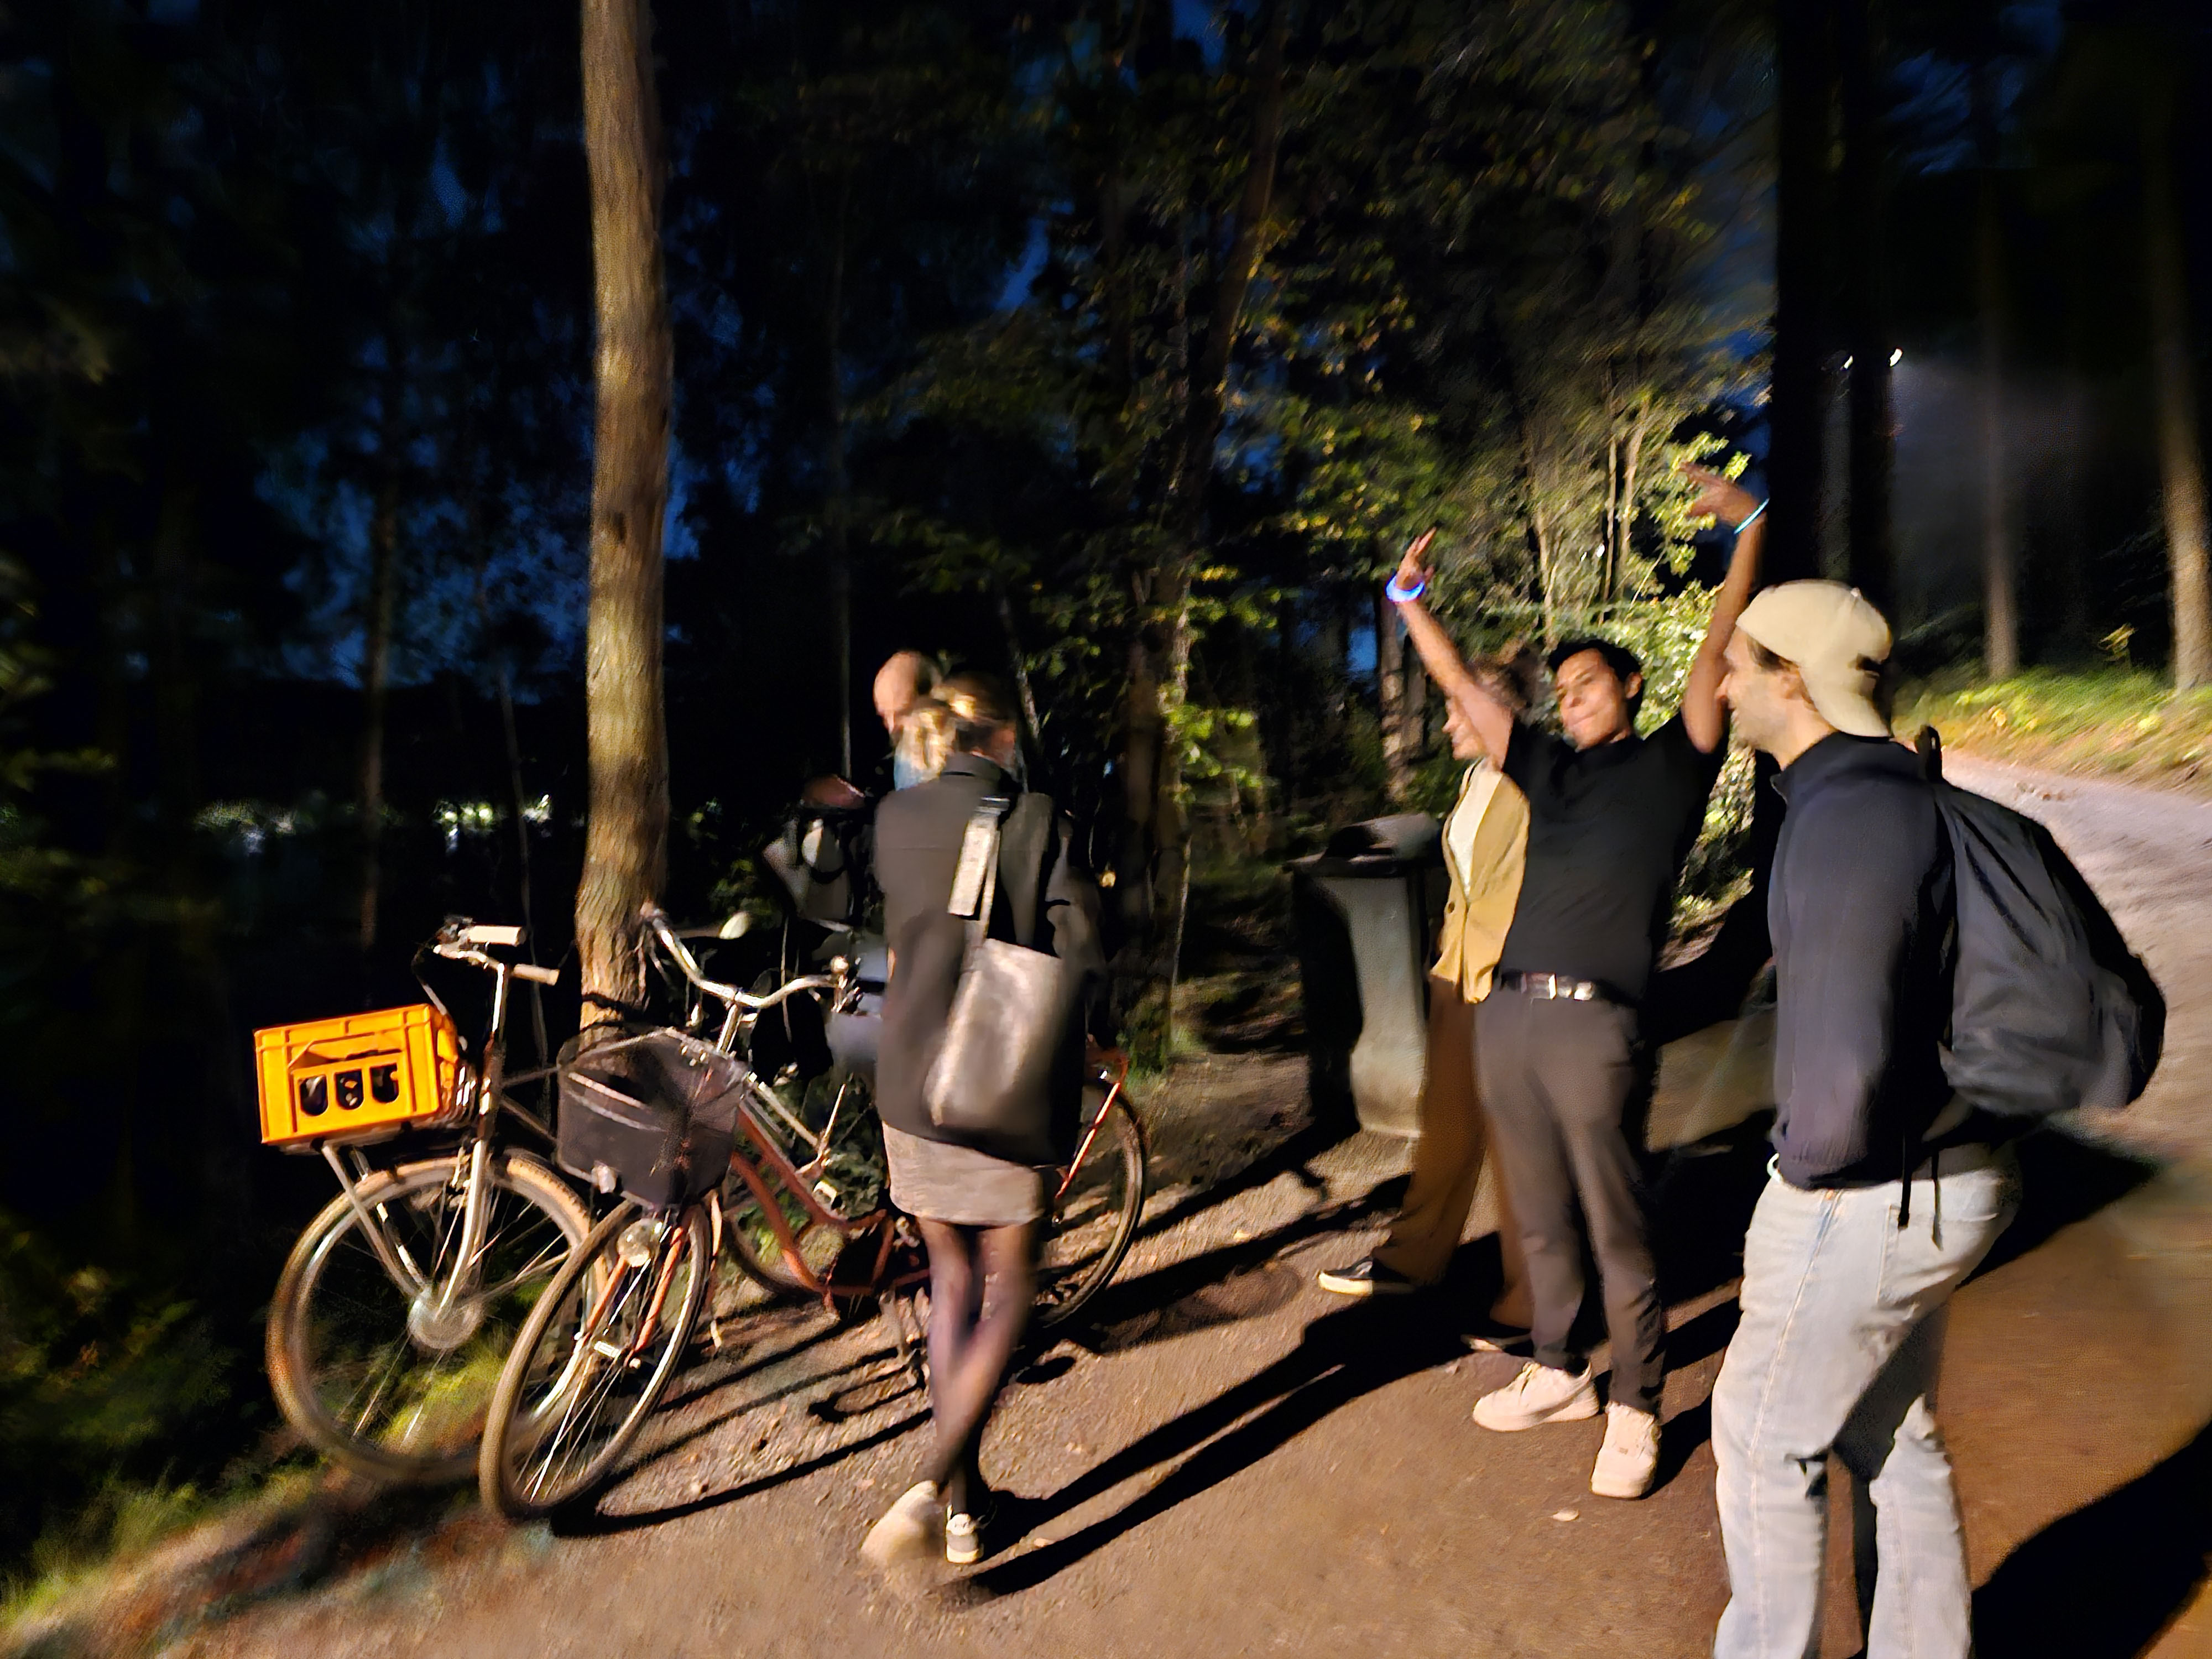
[1917,729,2163,1120]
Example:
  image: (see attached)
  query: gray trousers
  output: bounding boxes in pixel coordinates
[1474,989,1665,1415]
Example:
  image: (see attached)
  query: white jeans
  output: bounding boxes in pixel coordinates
[1712,1150,2020,1659]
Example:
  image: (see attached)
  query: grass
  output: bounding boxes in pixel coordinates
[0,1467,320,1635]
[1896,667,2212,796]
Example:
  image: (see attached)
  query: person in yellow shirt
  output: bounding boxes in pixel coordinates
[1315,649,1533,1327]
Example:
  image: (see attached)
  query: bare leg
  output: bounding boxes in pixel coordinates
[917,1217,1037,1516]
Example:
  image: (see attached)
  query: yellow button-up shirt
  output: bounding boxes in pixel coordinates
[1431,759,1530,1002]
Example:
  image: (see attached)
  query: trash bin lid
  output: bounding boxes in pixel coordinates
[1286,811,1442,877]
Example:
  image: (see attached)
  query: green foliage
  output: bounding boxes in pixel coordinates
[0,1212,241,1588]
[1898,669,2212,792]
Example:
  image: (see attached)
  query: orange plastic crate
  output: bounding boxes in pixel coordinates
[254,1004,462,1147]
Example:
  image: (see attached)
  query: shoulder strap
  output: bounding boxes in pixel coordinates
[997,793,1058,950]
[1914,724,1945,785]
[950,795,1014,967]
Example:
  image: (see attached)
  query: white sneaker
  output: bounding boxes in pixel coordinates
[860,1480,941,1568]
[944,1510,982,1566]
[1472,1360,1600,1431]
[1590,1403,1660,1499]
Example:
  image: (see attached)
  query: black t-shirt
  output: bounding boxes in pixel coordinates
[1496,713,1723,1003]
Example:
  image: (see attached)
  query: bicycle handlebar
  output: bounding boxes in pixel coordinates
[638,904,837,1014]
[426,918,560,985]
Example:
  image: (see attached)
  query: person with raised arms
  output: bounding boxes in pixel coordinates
[1384,466,1765,1500]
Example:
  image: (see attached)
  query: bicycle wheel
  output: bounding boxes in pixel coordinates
[1035,1093,1148,1331]
[479,1199,713,1519]
[266,1149,591,1484]
[721,1067,885,1298]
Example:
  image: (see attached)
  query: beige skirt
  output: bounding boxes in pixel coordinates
[882,1123,1047,1227]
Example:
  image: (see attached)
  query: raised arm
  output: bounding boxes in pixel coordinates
[1678,466,1767,754]
[1387,530,1515,765]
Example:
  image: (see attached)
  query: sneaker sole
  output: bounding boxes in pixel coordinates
[1472,1391,1601,1432]
[1316,1274,1417,1297]
[946,1538,981,1566]
[1590,1469,1656,1500]
[862,1519,938,1568]
[860,1484,942,1568]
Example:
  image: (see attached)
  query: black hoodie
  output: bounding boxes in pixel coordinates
[1767,733,1955,1188]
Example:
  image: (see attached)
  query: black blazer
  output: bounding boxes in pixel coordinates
[872,755,1106,1151]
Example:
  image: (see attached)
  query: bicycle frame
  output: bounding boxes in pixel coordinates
[1054,1054,1131,1208]
[638,905,1128,1308]
[313,924,560,1312]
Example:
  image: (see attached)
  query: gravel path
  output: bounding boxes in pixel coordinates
[12,755,2210,1659]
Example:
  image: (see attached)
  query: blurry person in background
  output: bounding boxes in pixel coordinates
[770,651,950,922]
[860,672,1106,1571]
[1315,643,1537,1339]
[893,694,953,791]
[1384,464,1764,1503]
[874,649,948,791]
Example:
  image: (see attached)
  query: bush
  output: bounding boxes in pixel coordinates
[0,1213,244,1593]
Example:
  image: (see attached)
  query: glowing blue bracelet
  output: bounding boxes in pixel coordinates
[1736,500,1768,534]
[1385,572,1428,603]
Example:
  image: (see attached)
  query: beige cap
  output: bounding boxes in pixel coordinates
[1735,581,1893,738]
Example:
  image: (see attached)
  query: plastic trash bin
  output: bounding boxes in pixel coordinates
[1287,813,1444,1138]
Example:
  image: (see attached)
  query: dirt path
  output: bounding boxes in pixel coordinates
[13,755,2211,1659]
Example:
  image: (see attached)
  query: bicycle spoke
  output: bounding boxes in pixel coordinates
[343,1332,419,1442]
[272,1156,588,1481]
[471,1235,572,1303]
[488,1208,712,1515]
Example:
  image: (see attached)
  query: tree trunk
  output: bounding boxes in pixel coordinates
[470,548,552,1068]
[576,0,673,1027]
[1123,1,1287,959]
[1376,587,1413,802]
[1118,622,1160,935]
[1100,3,1151,934]
[1520,420,1559,640]
[1838,0,1893,612]
[1769,0,1833,586]
[1610,431,1628,606]
[1616,414,1646,603]
[1975,80,2016,680]
[997,585,1044,766]
[1099,0,1150,424]
[823,170,855,776]
[359,464,399,953]
[2143,82,2211,689]
[2055,225,2094,650]
[1530,496,1558,642]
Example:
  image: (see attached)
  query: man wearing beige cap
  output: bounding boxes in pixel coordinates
[1709,582,2019,1659]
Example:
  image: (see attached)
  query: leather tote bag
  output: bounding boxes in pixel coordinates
[924,797,1071,1157]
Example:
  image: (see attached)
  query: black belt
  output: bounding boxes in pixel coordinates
[1497,970,1630,1007]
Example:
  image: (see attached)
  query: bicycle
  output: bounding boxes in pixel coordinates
[657,910,1147,1329]
[477,906,1147,1519]
[261,920,592,1484]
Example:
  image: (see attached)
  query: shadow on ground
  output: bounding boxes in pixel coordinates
[1973,1417,2212,1658]
[1970,1127,2158,1280]
[970,1294,1475,1600]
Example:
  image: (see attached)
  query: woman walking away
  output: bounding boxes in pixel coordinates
[860,672,1106,1570]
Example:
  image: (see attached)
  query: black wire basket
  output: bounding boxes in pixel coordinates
[556,1029,748,1211]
